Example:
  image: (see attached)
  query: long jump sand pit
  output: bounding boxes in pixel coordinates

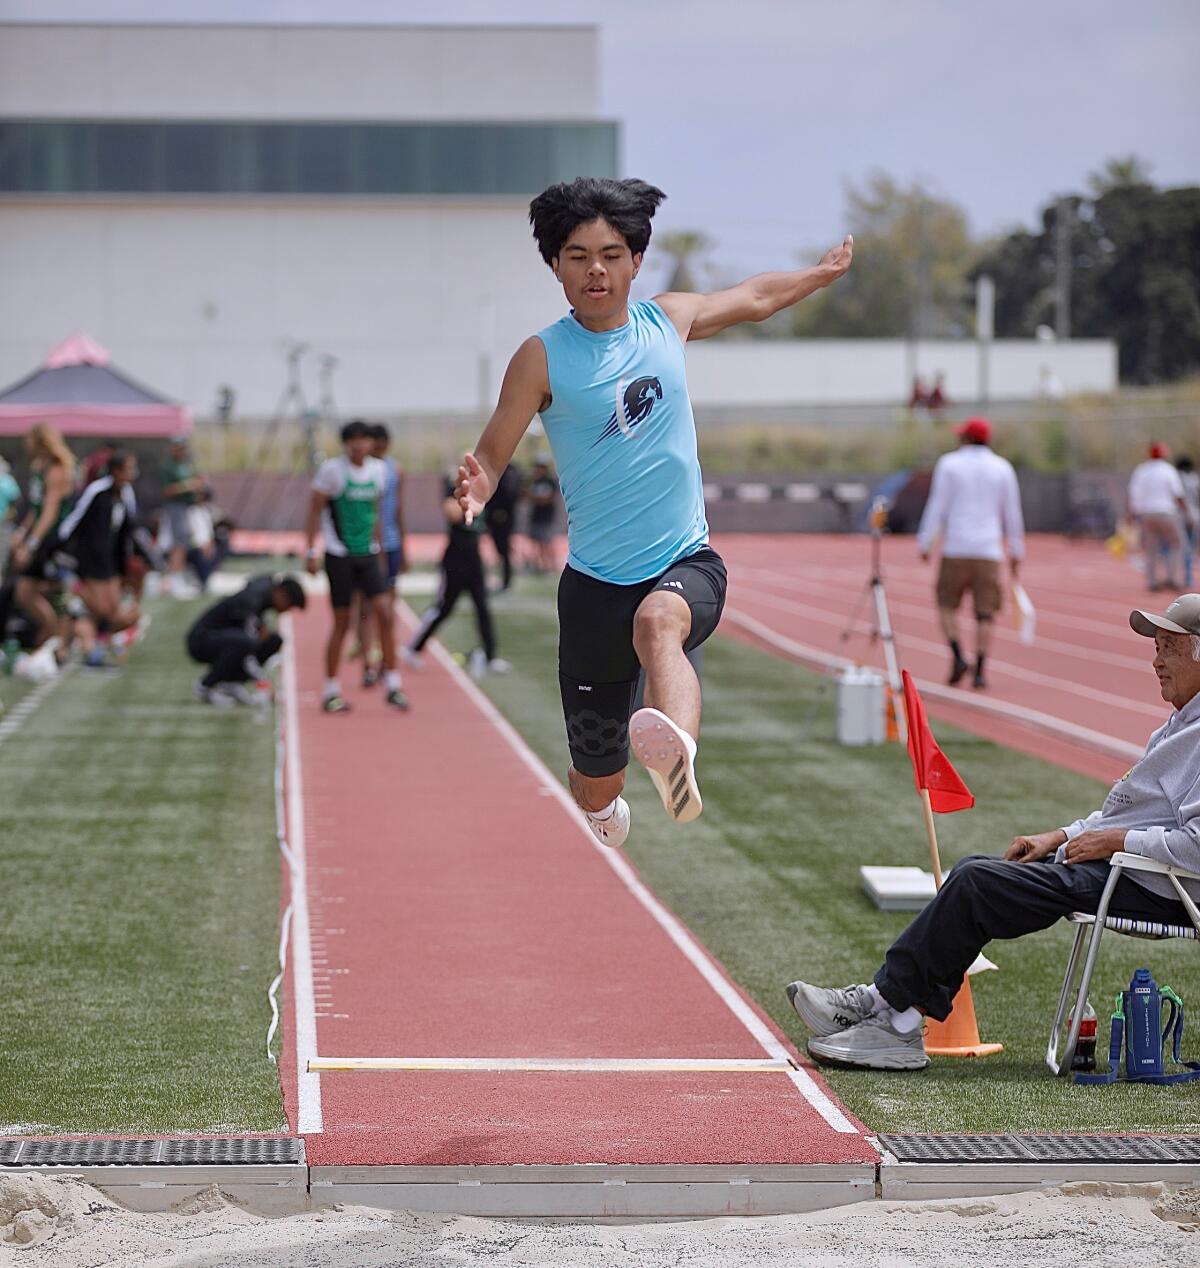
[4,1174,1199,1267]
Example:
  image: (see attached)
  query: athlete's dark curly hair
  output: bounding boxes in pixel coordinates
[529,178,667,267]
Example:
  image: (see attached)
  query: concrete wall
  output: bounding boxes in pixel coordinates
[0,200,566,416]
[683,338,1117,412]
[0,23,600,120]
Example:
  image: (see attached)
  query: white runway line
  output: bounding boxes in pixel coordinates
[309,1056,795,1074]
[0,663,76,748]
[722,606,1143,764]
[398,602,861,1137]
[281,615,323,1133]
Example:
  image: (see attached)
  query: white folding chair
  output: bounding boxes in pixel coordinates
[1047,852,1200,1076]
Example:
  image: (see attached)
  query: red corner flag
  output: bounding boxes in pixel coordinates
[901,670,974,813]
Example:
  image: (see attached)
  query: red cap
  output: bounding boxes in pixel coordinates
[955,417,992,444]
[1149,442,1169,459]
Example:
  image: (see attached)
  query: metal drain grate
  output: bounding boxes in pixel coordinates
[881,1134,1200,1164]
[0,1137,303,1167]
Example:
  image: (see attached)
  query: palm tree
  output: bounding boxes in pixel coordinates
[1087,155,1153,196]
[656,230,713,292]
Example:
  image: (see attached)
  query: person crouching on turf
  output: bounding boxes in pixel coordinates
[403,472,510,679]
[187,573,306,706]
[305,419,408,713]
[786,594,1200,1072]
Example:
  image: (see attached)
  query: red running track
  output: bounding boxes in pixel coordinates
[714,533,1172,784]
[278,601,874,1168]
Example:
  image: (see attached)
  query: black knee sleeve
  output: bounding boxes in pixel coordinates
[559,673,637,778]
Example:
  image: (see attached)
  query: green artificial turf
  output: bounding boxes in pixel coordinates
[0,598,286,1134]
[431,581,1200,1135]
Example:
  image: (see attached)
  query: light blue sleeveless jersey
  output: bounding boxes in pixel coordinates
[535,299,708,585]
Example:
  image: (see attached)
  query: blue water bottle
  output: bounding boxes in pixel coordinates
[1125,968,1164,1078]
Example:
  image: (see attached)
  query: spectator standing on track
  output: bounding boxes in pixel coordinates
[454,177,853,848]
[9,422,76,652]
[160,436,202,598]
[187,573,306,705]
[404,474,509,679]
[1175,456,1200,590]
[786,594,1200,1071]
[305,419,408,714]
[485,463,522,592]
[917,417,1025,690]
[1129,443,1190,593]
[354,423,407,687]
[526,457,560,574]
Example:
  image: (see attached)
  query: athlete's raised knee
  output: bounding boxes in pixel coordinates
[632,594,689,656]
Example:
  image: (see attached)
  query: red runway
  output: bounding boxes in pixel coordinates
[278,602,874,1169]
[714,533,1169,783]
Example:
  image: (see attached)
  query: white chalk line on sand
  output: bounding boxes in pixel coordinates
[280,615,323,1133]
[0,662,76,747]
[722,607,1144,765]
[399,602,860,1137]
[310,1056,794,1073]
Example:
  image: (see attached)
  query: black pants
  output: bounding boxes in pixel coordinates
[488,519,513,590]
[411,545,495,660]
[876,853,1190,1021]
[188,628,283,689]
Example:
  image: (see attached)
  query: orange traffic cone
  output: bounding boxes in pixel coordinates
[923,976,1003,1057]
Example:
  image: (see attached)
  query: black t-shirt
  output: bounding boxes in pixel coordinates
[444,479,483,551]
[528,474,558,526]
[486,465,522,523]
[191,574,275,635]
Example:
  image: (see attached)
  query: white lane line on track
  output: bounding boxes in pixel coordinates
[732,587,1166,721]
[0,663,76,747]
[722,607,1144,765]
[397,602,860,1137]
[310,1057,794,1073]
[731,564,1151,674]
[281,615,323,1134]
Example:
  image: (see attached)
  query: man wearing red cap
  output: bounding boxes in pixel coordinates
[917,418,1024,689]
[1129,443,1191,593]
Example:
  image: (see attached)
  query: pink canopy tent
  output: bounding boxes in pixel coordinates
[0,333,191,438]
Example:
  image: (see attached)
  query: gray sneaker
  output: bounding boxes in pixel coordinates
[786,981,875,1037]
[807,1013,929,1071]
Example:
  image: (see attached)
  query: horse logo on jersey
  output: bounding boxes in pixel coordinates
[591,376,664,446]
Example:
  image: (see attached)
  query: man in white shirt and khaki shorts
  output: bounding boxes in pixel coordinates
[1128,442,1192,593]
[917,417,1025,690]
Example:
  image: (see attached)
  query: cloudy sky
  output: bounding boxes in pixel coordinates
[3,0,1197,279]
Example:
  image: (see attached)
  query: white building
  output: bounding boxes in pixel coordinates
[0,23,1116,421]
[0,23,616,417]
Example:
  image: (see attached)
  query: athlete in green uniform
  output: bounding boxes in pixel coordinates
[305,420,407,713]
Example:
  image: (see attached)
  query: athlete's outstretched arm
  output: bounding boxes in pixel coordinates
[457,336,549,524]
[656,235,853,342]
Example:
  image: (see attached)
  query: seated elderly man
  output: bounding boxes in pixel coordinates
[788,594,1200,1071]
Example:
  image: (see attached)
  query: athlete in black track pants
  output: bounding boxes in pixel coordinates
[405,478,505,676]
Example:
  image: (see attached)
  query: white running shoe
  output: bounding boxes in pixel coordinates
[629,707,702,823]
[584,796,630,849]
[468,648,488,679]
[399,646,425,670]
[487,658,512,674]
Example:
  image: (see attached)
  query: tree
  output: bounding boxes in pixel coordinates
[975,165,1200,382]
[791,172,975,338]
[655,230,713,293]
[1087,154,1154,197]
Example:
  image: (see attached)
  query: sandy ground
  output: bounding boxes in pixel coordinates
[2,1176,1199,1268]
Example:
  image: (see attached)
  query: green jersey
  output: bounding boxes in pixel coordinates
[312,455,386,556]
[161,457,196,506]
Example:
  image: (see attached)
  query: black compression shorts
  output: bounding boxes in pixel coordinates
[557,546,727,778]
[325,552,386,609]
